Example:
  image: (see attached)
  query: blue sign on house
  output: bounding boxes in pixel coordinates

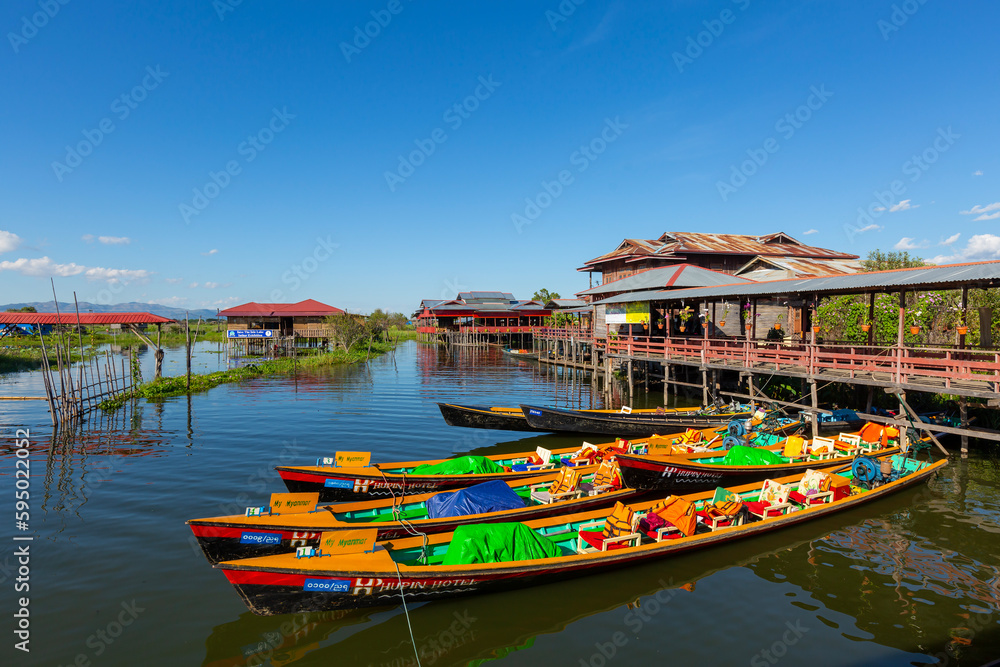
[227,330,274,338]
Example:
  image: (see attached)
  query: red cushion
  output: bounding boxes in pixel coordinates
[745,501,782,517]
[789,490,825,506]
[579,530,632,551]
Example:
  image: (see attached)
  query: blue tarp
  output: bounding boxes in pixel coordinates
[818,409,859,423]
[425,480,525,520]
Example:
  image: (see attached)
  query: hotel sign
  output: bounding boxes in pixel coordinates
[227,330,274,338]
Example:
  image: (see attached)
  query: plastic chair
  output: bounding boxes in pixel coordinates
[529,467,582,504]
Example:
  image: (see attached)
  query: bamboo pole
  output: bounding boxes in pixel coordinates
[186,311,192,391]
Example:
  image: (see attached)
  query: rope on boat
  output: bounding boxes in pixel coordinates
[393,559,423,667]
[375,465,430,564]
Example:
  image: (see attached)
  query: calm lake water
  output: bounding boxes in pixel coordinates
[1,341,999,666]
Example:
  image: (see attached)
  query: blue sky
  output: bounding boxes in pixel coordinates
[1,0,998,314]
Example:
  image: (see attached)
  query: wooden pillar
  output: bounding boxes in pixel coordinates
[154,323,164,379]
[867,292,875,346]
[809,379,819,439]
[627,359,634,397]
[897,291,906,348]
[960,399,969,458]
[960,286,968,350]
[701,368,709,406]
[711,301,717,337]
[751,299,758,339]
[185,312,192,391]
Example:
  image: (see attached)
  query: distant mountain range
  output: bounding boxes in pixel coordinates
[1,301,219,321]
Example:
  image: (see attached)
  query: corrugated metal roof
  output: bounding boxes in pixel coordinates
[219,300,344,317]
[592,260,1000,305]
[547,299,588,308]
[735,257,862,281]
[580,231,858,269]
[456,291,515,302]
[0,312,174,325]
[578,264,752,296]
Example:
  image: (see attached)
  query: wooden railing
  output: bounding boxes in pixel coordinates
[601,336,1000,389]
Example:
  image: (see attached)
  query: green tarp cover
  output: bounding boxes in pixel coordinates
[721,445,788,466]
[412,455,505,476]
[442,522,562,565]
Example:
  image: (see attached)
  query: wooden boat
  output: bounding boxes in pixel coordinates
[616,423,909,493]
[274,422,795,503]
[501,348,538,360]
[520,403,755,437]
[189,469,639,564]
[217,454,946,615]
[437,403,537,431]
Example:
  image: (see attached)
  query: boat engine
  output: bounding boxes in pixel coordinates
[727,420,747,438]
[851,456,882,489]
[722,435,745,450]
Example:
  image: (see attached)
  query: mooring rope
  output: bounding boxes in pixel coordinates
[393,559,422,667]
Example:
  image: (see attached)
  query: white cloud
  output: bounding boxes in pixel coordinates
[960,202,1000,216]
[188,282,199,288]
[0,230,22,254]
[81,234,95,243]
[930,233,1000,264]
[940,233,961,246]
[201,249,218,256]
[0,256,150,282]
[975,212,1000,221]
[802,229,818,235]
[165,277,183,284]
[204,281,220,289]
[98,235,131,245]
[973,170,983,176]
[894,237,929,250]
[857,224,882,234]
[890,199,918,213]
[201,281,233,289]
[158,296,188,306]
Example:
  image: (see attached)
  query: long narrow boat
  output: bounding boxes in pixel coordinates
[217,454,946,615]
[437,403,538,431]
[274,421,797,503]
[189,470,639,564]
[520,403,754,437]
[501,348,538,360]
[616,424,911,493]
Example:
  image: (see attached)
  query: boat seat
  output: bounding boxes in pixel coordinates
[782,435,808,460]
[833,433,862,456]
[576,501,641,553]
[529,467,582,504]
[788,469,834,506]
[695,487,746,529]
[578,460,622,496]
[745,479,794,519]
[809,437,837,460]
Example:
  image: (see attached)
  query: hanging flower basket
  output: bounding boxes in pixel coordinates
[811,326,821,334]
[773,322,782,331]
[957,326,968,335]
[745,324,753,331]
[910,326,921,335]
[719,320,726,327]
[861,324,871,333]
[679,325,686,332]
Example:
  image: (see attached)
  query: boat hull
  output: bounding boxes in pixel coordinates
[436,403,536,432]
[520,404,753,437]
[218,459,944,615]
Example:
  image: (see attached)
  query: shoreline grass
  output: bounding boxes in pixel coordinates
[97,339,399,410]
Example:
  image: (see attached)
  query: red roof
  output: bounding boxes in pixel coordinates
[219,299,345,318]
[0,312,173,325]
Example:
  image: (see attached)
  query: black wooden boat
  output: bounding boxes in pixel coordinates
[437,403,537,431]
[520,403,755,437]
